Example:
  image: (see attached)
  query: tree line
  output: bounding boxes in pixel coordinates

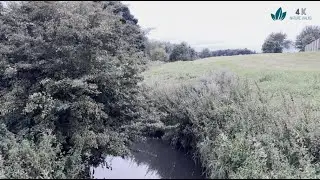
[146,41,256,62]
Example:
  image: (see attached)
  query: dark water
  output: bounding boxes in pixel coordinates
[90,138,205,179]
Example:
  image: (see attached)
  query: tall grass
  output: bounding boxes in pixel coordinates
[143,69,320,179]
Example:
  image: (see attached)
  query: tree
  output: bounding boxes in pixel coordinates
[149,47,168,61]
[169,42,197,61]
[262,32,291,53]
[163,41,175,55]
[145,40,170,61]
[199,48,211,58]
[0,1,146,178]
[295,25,320,51]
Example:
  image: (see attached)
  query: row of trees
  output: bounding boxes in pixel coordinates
[262,26,320,53]
[199,48,256,58]
[146,41,256,62]
[145,41,197,62]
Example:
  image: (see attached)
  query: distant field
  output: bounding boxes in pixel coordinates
[143,52,320,106]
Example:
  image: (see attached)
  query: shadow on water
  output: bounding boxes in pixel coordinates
[90,138,205,179]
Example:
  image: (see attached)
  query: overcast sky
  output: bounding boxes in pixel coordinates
[123,1,320,52]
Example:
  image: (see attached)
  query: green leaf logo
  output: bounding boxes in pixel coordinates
[281,12,286,20]
[271,7,286,21]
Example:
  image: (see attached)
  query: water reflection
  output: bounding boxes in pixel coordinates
[90,155,161,179]
[91,138,205,179]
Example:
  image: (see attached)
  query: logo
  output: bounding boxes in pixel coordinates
[290,8,312,20]
[271,7,286,21]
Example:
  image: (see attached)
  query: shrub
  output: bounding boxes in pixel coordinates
[143,69,320,179]
[0,1,146,178]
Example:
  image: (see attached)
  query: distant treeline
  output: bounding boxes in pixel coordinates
[145,40,256,62]
[199,48,256,58]
[146,24,320,62]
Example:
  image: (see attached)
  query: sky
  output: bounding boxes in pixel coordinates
[122,1,320,52]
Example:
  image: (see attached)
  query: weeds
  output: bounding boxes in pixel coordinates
[143,69,320,179]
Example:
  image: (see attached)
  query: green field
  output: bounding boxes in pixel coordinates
[143,52,320,106]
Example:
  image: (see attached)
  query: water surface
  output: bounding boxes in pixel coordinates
[91,138,205,179]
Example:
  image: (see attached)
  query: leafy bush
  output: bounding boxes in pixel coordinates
[0,1,147,178]
[0,124,82,179]
[143,69,320,179]
[169,42,198,61]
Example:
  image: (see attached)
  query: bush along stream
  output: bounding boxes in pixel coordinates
[139,70,320,179]
[89,83,208,179]
[0,1,148,178]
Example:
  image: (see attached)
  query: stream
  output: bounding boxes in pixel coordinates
[90,138,205,179]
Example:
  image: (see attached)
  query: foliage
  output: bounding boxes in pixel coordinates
[295,25,320,51]
[199,48,211,58]
[198,48,256,59]
[145,41,169,61]
[0,124,85,179]
[169,42,198,61]
[150,47,168,62]
[210,48,256,57]
[143,69,320,178]
[146,40,200,62]
[146,41,256,62]
[0,1,146,178]
[262,32,291,53]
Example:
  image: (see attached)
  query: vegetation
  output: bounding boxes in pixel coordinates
[169,42,198,62]
[145,41,170,62]
[146,40,256,62]
[145,40,197,62]
[295,25,320,51]
[209,48,256,57]
[199,48,256,59]
[1,1,320,179]
[262,32,291,53]
[142,52,320,178]
[199,48,211,58]
[0,1,147,178]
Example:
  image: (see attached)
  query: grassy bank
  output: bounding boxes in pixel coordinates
[141,52,320,178]
[143,52,320,105]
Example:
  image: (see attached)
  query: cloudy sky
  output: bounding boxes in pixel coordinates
[123,1,320,52]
